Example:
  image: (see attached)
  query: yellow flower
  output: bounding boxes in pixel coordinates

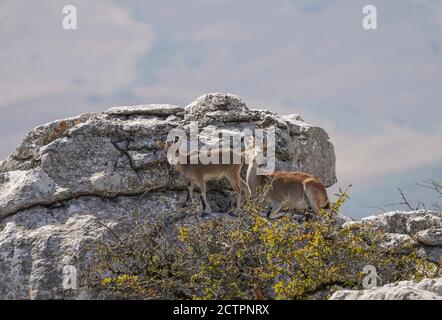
[101,277,112,286]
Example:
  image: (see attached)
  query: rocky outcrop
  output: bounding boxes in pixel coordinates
[327,210,442,300]
[343,210,442,263]
[0,93,337,299]
[0,93,336,220]
[330,277,442,300]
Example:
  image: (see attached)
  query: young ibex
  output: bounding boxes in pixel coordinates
[159,139,251,217]
[245,137,330,219]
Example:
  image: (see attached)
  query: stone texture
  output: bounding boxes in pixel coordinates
[407,215,442,236]
[0,93,337,299]
[0,93,337,220]
[0,192,187,299]
[344,210,442,233]
[379,233,415,253]
[415,228,442,246]
[106,104,184,117]
[330,277,442,300]
[343,210,442,263]
[0,114,94,173]
[0,169,56,216]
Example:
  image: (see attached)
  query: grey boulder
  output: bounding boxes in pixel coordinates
[0,93,337,299]
[330,277,442,300]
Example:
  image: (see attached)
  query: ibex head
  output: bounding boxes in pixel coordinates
[244,135,268,164]
[156,140,167,150]
[156,136,181,151]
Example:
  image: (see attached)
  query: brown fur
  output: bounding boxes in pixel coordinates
[161,142,251,215]
[246,139,329,219]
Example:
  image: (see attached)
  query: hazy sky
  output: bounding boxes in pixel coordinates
[1,0,441,217]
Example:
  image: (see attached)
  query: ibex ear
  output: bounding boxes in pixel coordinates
[262,143,268,153]
[156,140,166,150]
[244,135,255,150]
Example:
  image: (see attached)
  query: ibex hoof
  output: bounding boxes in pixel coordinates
[200,212,209,218]
[183,201,194,208]
[228,211,238,218]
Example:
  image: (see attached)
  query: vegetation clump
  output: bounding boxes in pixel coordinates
[84,187,441,300]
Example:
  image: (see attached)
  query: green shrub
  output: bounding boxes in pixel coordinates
[84,188,440,300]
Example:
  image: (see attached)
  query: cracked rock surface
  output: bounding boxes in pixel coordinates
[0,93,337,299]
[330,277,442,300]
[343,210,442,264]
[327,210,442,300]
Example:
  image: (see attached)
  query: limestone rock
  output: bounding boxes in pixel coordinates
[407,215,442,236]
[184,93,254,125]
[380,233,415,253]
[344,210,442,234]
[0,169,56,216]
[106,104,184,117]
[343,210,442,263]
[0,93,337,220]
[0,192,186,299]
[0,93,337,299]
[415,228,442,246]
[330,277,442,300]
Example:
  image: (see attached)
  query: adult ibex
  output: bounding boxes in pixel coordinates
[245,137,330,219]
[159,138,251,217]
